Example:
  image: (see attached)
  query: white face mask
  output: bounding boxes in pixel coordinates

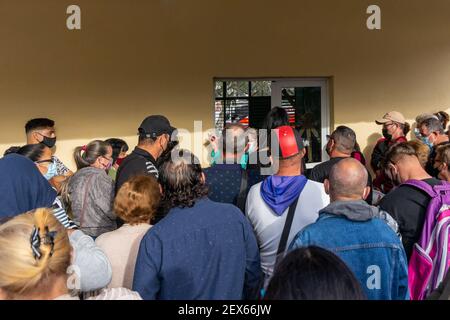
[248,142,257,154]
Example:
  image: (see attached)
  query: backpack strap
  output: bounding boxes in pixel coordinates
[275,195,301,266]
[402,179,437,198]
[438,270,450,300]
[236,169,249,212]
[403,180,450,200]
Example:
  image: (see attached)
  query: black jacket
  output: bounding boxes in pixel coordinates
[115,147,159,194]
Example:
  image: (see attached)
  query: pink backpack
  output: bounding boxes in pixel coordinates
[405,180,450,300]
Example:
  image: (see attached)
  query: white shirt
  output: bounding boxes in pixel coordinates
[245,180,330,277]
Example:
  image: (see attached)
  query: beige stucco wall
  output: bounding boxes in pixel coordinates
[1,0,450,170]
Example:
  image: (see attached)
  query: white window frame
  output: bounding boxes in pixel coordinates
[271,78,330,169]
[213,77,331,169]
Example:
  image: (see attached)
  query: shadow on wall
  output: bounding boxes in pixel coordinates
[363,132,382,175]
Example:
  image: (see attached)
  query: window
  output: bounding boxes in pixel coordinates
[214,80,271,130]
[214,78,330,167]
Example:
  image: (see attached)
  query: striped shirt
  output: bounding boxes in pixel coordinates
[52,197,77,229]
[52,156,71,176]
[146,161,159,178]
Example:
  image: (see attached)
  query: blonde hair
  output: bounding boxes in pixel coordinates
[407,140,430,168]
[0,208,71,298]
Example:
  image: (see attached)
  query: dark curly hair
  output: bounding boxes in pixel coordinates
[158,149,209,210]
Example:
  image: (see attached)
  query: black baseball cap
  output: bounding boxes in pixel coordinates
[138,115,176,139]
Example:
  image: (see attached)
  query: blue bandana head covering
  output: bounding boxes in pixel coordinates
[260,175,308,216]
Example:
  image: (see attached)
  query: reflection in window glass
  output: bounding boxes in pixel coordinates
[215,80,272,130]
[282,87,322,163]
[214,100,224,129]
[224,99,249,127]
[215,82,223,98]
[214,79,327,165]
[251,81,271,96]
[226,81,249,97]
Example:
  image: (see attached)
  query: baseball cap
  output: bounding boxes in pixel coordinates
[375,111,406,125]
[138,115,176,138]
[273,126,304,159]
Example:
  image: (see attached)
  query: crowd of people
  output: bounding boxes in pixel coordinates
[1,108,450,300]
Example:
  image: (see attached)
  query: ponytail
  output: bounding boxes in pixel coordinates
[74,140,110,170]
[74,146,90,170]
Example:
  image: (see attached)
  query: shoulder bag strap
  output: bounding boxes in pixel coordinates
[236,169,249,212]
[275,195,300,266]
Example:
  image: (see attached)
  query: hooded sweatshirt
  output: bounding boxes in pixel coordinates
[319,200,400,236]
[290,199,408,300]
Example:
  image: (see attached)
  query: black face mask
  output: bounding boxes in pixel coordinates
[156,140,179,167]
[382,128,392,140]
[41,136,57,149]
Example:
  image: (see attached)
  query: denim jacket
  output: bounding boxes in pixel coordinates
[289,200,409,300]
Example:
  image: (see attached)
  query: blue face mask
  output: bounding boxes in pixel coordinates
[420,135,434,152]
[43,161,58,180]
[414,128,425,140]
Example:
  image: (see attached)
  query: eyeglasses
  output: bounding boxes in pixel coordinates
[35,159,53,165]
[383,122,396,129]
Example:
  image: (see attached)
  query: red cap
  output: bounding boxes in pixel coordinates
[274,126,304,159]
